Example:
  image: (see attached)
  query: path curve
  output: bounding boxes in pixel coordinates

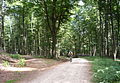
[18,58,92,83]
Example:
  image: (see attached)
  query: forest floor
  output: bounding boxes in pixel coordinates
[16,58,92,83]
[0,55,66,83]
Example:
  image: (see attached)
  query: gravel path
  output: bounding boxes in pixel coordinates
[18,58,92,83]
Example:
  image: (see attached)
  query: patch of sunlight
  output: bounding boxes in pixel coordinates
[55,81,70,83]
[72,58,88,62]
[40,68,47,71]
[0,66,37,71]
[116,59,120,61]
[78,1,84,6]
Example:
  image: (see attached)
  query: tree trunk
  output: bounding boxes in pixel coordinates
[51,33,57,58]
[114,47,118,61]
[110,0,115,57]
[0,16,2,50]
[93,46,96,56]
[105,12,109,56]
[116,0,120,58]
[1,15,5,50]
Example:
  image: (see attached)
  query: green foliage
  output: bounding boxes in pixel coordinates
[1,0,80,58]
[34,55,46,58]
[115,82,120,83]
[9,54,21,59]
[17,59,26,67]
[1,0,120,59]
[92,58,120,83]
[80,56,101,61]
[2,61,10,67]
[5,80,16,83]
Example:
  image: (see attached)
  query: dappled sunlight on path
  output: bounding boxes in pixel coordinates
[18,58,92,83]
[0,65,37,72]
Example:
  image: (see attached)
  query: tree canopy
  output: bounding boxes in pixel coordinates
[0,0,120,59]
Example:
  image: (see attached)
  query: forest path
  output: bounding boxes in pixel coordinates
[17,58,92,83]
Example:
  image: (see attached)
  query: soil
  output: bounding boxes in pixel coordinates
[0,55,64,83]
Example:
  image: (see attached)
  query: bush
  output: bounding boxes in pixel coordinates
[92,58,120,83]
[9,54,21,59]
[2,61,10,67]
[17,59,26,67]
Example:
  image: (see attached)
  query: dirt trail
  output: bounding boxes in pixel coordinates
[17,58,92,83]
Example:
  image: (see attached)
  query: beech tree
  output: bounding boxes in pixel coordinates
[42,0,78,58]
[0,0,120,59]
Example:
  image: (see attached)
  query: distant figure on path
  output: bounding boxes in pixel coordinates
[68,51,73,62]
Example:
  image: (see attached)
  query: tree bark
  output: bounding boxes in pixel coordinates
[110,0,115,57]
[1,15,5,50]
[51,33,57,58]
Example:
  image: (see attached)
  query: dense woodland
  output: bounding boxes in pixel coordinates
[0,0,120,59]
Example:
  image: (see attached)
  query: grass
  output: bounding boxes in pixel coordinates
[9,54,22,59]
[115,82,120,83]
[79,56,101,61]
[5,80,16,83]
[0,52,24,60]
[93,60,120,83]
[17,58,26,67]
[0,52,8,55]
[2,61,10,67]
[81,56,120,83]
[34,55,46,58]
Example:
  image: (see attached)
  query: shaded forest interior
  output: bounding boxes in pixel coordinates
[0,0,120,59]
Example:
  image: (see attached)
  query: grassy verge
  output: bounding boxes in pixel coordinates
[9,54,24,59]
[79,56,100,61]
[82,56,120,83]
[0,52,23,59]
[5,80,16,83]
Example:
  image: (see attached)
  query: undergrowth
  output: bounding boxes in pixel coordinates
[17,59,26,67]
[93,58,120,83]
[5,80,16,83]
[80,56,100,61]
[3,61,10,67]
[9,54,21,59]
[83,56,120,83]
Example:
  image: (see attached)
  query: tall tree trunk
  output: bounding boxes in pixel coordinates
[99,11,104,56]
[22,6,25,54]
[116,0,120,58]
[110,0,115,57]
[1,15,5,50]
[105,13,109,56]
[88,31,91,55]
[51,33,57,58]
[93,46,96,56]
[0,16,2,50]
